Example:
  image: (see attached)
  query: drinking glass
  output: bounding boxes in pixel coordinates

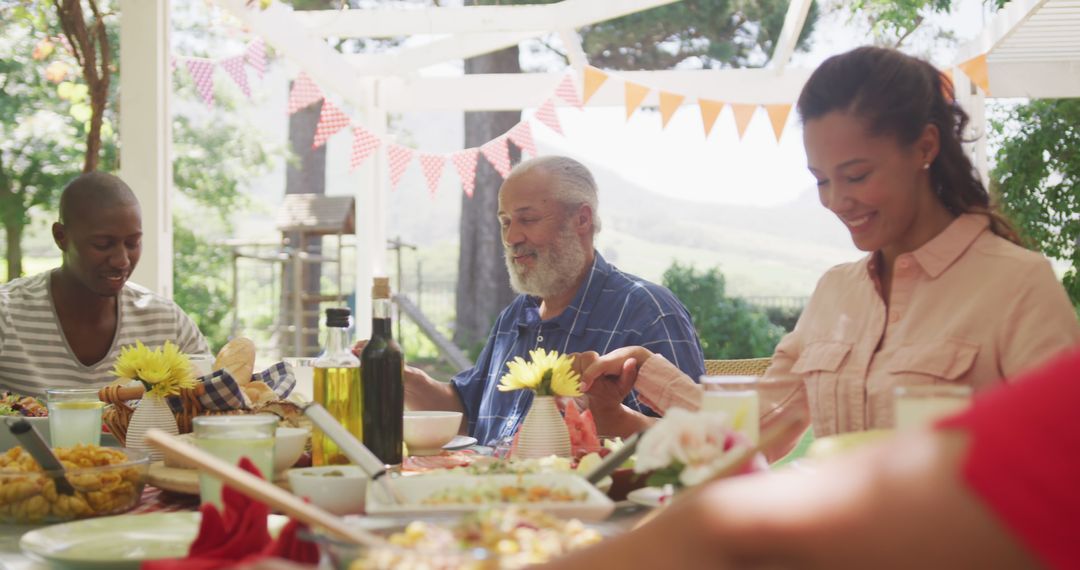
[283,357,315,402]
[46,388,105,448]
[700,376,760,445]
[893,385,972,430]
[193,415,277,508]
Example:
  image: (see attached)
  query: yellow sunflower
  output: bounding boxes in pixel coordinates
[112,340,196,397]
[497,348,582,397]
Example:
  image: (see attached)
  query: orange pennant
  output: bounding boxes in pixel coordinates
[699,99,724,138]
[658,91,685,128]
[583,66,609,105]
[958,54,990,95]
[730,103,757,140]
[624,81,650,120]
[764,104,792,142]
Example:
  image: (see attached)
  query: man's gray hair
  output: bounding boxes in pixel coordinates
[505,155,601,234]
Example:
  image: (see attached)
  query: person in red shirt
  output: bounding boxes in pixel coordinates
[540,345,1080,570]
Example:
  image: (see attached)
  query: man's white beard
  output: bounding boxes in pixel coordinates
[504,226,588,299]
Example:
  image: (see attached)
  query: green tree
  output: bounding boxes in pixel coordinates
[663,262,785,359]
[991,99,1080,313]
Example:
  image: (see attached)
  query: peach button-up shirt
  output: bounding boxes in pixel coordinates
[636,214,1080,437]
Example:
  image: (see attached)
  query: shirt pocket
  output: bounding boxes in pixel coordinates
[887,339,980,383]
[791,341,853,431]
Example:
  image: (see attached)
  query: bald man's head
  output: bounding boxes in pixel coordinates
[58,172,139,226]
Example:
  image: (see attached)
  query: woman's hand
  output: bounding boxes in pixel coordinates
[580,346,655,391]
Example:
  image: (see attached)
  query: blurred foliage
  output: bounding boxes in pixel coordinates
[842,0,1007,46]
[172,224,232,350]
[663,262,784,359]
[991,99,1080,314]
[763,306,803,332]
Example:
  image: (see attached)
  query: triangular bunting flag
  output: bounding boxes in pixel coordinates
[245,38,266,78]
[387,143,414,190]
[958,54,989,95]
[219,55,251,99]
[730,103,757,140]
[659,91,685,129]
[185,59,216,109]
[451,148,481,198]
[311,100,350,149]
[507,122,537,157]
[533,99,563,135]
[170,55,177,72]
[583,66,608,105]
[764,103,792,142]
[418,154,447,197]
[555,75,583,109]
[349,126,381,171]
[699,99,724,138]
[624,81,650,120]
[288,73,324,114]
[480,136,512,179]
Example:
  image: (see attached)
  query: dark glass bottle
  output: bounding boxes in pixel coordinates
[312,308,361,466]
[361,277,405,465]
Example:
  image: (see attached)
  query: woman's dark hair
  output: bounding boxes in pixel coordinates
[796,46,1021,245]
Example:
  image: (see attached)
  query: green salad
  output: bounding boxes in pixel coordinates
[0,392,48,417]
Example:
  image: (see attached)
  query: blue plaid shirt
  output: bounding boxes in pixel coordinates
[452,253,705,446]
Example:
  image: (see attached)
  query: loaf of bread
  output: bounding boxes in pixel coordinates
[214,337,255,385]
[242,381,276,407]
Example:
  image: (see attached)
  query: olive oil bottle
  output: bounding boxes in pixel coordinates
[361,277,405,465]
[312,307,361,466]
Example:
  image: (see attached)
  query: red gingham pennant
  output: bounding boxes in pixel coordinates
[387,143,414,190]
[418,154,447,197]
[507,122,537,157]
[311,101,351,149]
[554,74,583,109]
[185,58,216,109]
[288,73,324,114]
[245,38,267,78]
[480,136,511,179]
[349,126,382,171]
[170,55,177,72]
[451,148,480,198]
[219,55,251,99]
[533,98,563,135]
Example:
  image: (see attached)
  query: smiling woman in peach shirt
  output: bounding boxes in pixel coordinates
[580,47,1080,452]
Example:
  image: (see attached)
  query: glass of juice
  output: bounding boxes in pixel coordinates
[893,384,972,431]
[700,376,760,445]
[193,415,277,508]
[46,388,105,448]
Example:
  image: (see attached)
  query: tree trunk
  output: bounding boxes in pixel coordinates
[454,46,521,353]
[280,99,326,356]
[3,210,23,282]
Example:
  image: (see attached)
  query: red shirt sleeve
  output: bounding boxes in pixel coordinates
[936,345,1080,570]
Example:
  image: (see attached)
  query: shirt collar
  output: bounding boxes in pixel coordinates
[516,251,610,338]
[863,213,989,280]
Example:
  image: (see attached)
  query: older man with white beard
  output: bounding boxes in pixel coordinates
[396,156,705,446]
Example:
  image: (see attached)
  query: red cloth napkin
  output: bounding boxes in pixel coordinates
[142,457,319,570]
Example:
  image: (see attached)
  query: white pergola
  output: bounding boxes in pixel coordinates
[119,0,815,336]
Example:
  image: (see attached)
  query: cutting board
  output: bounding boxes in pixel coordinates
[147,462,291,495]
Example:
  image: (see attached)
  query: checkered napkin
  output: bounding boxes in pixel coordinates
[165,362,296,414]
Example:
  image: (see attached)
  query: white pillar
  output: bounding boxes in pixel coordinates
[952,69,989,185]
[120,0,173,298]
[353,78,388,338]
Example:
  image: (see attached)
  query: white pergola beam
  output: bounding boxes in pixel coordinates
[954,0,1047,63]
[295,0,681,38]
[377,68,813,112]
[769,0,814,71]
[346,31,538,75]
[987,60,1080,97]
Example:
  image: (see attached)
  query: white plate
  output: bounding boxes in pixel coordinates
[366,473,615,522]
[20,512,288,570]
[442,435,477,450]
[626,487,673,509]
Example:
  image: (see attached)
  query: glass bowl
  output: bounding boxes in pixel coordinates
[0,446,149,524]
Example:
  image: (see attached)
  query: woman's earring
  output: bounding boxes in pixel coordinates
[923,163,931,170]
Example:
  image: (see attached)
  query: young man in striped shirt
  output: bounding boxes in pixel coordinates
[396,156,705,446]
[0,172,209,398]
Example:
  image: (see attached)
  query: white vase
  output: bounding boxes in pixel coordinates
[126,394,178,462]
[514,395,571,459]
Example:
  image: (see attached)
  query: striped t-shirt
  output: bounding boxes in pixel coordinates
[0,271,210,399]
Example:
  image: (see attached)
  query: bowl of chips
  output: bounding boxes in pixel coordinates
[0,445,149,524]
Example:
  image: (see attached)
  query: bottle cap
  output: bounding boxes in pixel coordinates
[325,307,351,328]
[372,277,391,300]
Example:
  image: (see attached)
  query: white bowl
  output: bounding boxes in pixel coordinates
[275,427,310,473]
[403,411,462,456]
[0,417,51,451]
[287,465,367,515]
